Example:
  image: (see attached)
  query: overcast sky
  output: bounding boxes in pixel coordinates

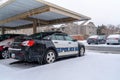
[45,0,120,26]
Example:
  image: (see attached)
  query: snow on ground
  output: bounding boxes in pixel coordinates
[0,50,120,80]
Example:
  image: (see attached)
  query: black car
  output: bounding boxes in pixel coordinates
[9,31,85,64]
[87,35,106,44]
[0,34,26,59]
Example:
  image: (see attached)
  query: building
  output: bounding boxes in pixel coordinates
[80,22,97,38]
[43,22,97,40]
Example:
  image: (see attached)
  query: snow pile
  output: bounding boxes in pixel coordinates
[0,51,120,80]
[0,64,15,73]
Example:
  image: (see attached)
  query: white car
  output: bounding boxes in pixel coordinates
[106,34,120,45]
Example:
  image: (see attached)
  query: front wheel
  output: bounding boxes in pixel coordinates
[43,50,56,64]
[88,43,91,45]
[107,43,110,45]
[79,47,85,57]
[2,50,9,59]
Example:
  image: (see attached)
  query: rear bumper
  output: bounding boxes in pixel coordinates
[106,40,119,44]
[87,40,98,43]
[9,48,26,61]
[8,47,43,62]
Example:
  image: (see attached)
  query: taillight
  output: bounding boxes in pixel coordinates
[21,40,35,47]
[0,46,4,51]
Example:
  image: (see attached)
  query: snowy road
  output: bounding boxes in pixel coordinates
[0,50,120,80]
[79,40,120,54]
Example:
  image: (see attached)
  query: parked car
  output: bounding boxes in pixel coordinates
[106,34,120,45]
[9,31,85,64]
[87,35,106,44]
[0,34,26,59]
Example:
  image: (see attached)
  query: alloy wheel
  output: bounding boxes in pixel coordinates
[2,50,9,59]
[45,50,56,64]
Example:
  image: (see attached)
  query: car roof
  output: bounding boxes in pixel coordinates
[108,34,120,38]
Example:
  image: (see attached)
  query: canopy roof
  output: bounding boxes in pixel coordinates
[0,0,91,29]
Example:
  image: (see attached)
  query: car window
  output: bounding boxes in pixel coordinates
[43,35,52,40]
[99,36,106,39]
[30,33,53,39]
[53,34,65,40]
[51,35,57,40]
[4,34,11,39]
[64,35,73,41]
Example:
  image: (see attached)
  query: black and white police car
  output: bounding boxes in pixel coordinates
[9,31,85,64]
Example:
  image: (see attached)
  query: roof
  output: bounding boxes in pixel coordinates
[0,0,91,29]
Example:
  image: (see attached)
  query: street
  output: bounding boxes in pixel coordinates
[79,40,120,54]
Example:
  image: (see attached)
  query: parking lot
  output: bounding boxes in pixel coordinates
[79,40,120,54]
[0,50,120,80]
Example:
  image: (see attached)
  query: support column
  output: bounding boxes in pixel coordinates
[1,27,5,35]
[33,20,37,34]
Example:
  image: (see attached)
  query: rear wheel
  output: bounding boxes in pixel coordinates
[43,50,56,64]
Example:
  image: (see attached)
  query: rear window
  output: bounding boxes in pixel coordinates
[0,35,5,41]
[30,32,54,39]
[89,35,98,38]
[98,35,106,39]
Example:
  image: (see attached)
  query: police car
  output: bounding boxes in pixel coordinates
[9,31,85,64]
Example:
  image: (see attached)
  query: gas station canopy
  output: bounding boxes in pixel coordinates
[0,0,91,31]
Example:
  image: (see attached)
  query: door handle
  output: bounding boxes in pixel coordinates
[68,42,71,44]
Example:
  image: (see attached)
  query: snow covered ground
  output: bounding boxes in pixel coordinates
[0,50,120,80]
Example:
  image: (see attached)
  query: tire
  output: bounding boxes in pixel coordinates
[95,42,98,45]
[79,46,85,57]
[2,50,9,59]
[0,52,3,59]
[43,50,56,64]
[88,43,91,45]
[107,43,109,45]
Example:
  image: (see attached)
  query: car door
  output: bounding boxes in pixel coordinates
[64,35,78,55]
[51,33,78,57]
